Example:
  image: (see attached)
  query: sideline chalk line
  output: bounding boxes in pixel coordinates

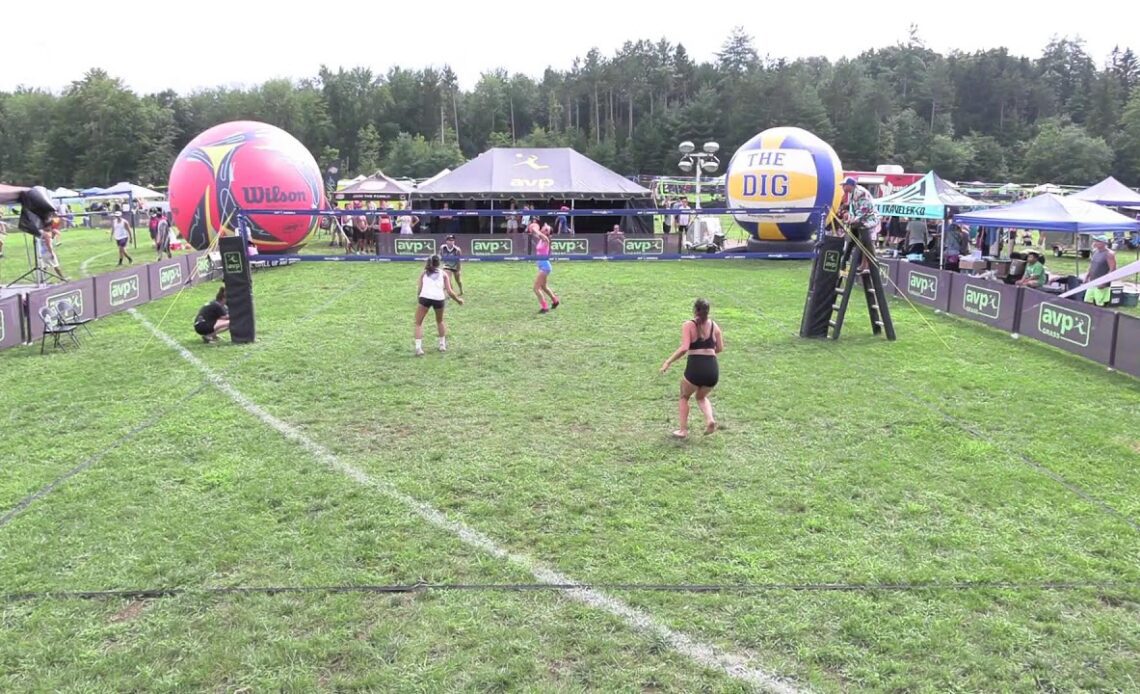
[130,308,803,694]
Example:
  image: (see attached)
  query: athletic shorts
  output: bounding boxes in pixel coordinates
[536,260,552,274]
[443,263,460,272]
[684,354,719,388]
[115,237,129,248]
[418,297,445,309]
[1085,286,1111,306]
[194,320,215,336]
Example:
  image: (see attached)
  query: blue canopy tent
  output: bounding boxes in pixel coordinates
[412,148,654,233]
[954,194,1140,276]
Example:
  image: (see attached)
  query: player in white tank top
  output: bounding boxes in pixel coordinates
[414,254,464,356]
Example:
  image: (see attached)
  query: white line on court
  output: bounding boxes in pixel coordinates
[79,250,113,277]
[128,308,803,694]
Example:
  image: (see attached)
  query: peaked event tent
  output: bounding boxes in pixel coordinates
[1069,176,1140,208]
[414,148,652,201]
[333,171,413,202]
[51,187,79,199]
[413,148,654,233]
[90,181,165,199]
[874,170,984,219]
[953,194,1140,233]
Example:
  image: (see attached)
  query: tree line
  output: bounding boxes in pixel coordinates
[2,26,1140,189]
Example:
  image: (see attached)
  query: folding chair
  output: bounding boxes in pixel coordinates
[54,299,94,338]
[39,306,79,354]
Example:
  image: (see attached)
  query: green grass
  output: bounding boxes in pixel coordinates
[1,254,1139,691]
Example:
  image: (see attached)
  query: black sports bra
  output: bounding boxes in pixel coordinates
[688,320,716,350]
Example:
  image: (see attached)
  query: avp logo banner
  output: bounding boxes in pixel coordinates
[1038,302,1092,347]
[159,263,184,291]
[621,237,664,255]
[471,238,512,256]
[822,250,840,273]
[47,287,84,318]
[963,285,1001,320]
[109,274,141,307]
[196,254,213,279]
[394,238,436,256]
[223,251,244,274]
[551,238,589,255]
[907,271,938,301]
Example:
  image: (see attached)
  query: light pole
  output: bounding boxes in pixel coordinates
[677,141,720,210]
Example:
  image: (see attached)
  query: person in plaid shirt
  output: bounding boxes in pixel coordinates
[842,176,880,273]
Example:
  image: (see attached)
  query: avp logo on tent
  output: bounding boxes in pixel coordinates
[47,288,84,319]
[159,263,183,291]
[1038,302,1092,347]
[471,239,512,256]
[963,285,1001,319]
[907,271,938,300]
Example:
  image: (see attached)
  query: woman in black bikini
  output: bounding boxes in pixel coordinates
[659,298,724,438]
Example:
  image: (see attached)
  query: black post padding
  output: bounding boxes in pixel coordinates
[17,186,55,237]
[219,236,255,343]
[800,235,846,338]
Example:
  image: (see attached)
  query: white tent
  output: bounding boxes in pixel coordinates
[51,187,80,198]
[91,181,165,199]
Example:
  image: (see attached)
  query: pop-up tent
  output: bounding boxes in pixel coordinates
[51,187,79,199]
[874,170,983,219]
[91,181,165,199]
[413,148,654,233]
[1069,176,1140,208]
[332,170,413,202]
[953,193,1140,233]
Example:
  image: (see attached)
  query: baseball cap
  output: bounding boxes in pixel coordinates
[112,211,122,217]
[842,176,858,186]
[445,234,456,240]
[1092,234,1109,242]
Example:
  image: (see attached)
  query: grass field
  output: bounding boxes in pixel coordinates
[1,237,1139,691]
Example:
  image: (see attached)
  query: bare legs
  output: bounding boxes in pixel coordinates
[674,379,716,438]
[414,305,447,355]
[534,272,558,311]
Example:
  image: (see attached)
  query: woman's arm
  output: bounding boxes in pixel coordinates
[714,325,725,354]
[444,273,464,303]
[417,272,424,295]
[660,323,690,373]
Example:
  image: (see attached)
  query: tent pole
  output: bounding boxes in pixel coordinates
[939,218,945,270]
[570,199,575,234]
[489,199,494,235]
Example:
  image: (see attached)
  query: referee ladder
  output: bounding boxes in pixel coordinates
[828,233,896,341]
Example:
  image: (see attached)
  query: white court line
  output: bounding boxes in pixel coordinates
[129,308,803,694]
[79,250,113,277]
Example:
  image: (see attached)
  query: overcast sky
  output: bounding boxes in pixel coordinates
[3,1,1133,94]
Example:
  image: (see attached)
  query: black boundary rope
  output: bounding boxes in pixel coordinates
[5,580,1136,604]
[0,275,368,531]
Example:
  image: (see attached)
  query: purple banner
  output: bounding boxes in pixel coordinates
[878,258,902,294]
[147,256,189,300]
[25,278,96,340]
[1112,314,1140,379]
[605,234,682,255]
[94,265,150,317]
[897,264,952,311]
[185,250,220,285]
[0,294,24,349]
[1018,290,1118,366]
[948,276,1023,333]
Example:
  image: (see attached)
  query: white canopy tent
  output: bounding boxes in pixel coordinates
[88,181,165,199]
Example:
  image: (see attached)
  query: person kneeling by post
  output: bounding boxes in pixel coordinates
[194,287,230,343]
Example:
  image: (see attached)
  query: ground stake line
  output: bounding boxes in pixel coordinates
[130,311,803,694]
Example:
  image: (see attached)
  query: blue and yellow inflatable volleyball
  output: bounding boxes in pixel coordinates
[727,127,843,242]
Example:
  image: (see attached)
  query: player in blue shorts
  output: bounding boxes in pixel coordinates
[530,223,560,313]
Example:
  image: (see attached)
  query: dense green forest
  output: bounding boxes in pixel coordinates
[2,27,1140,188]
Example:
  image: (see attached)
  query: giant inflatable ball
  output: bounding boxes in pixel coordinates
[727,127,843,243]
[169,121,325,253]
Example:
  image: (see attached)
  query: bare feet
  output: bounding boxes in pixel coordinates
[672,429,689,439]
[704,421,718,435]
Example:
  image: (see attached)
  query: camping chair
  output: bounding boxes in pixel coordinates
[54,299,94,338]
[38,306,79,354]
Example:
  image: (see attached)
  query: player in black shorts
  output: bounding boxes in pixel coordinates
[194,287,229,343]
[440,234,463,295]
[659,298,723,438]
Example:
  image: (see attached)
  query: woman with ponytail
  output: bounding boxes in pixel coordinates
[659,298,724,438]
[414,254,464,356]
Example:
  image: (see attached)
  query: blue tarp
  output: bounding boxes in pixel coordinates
[953,193,1140,233]
[1069,176,1140,208]
[413,148,653,201]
